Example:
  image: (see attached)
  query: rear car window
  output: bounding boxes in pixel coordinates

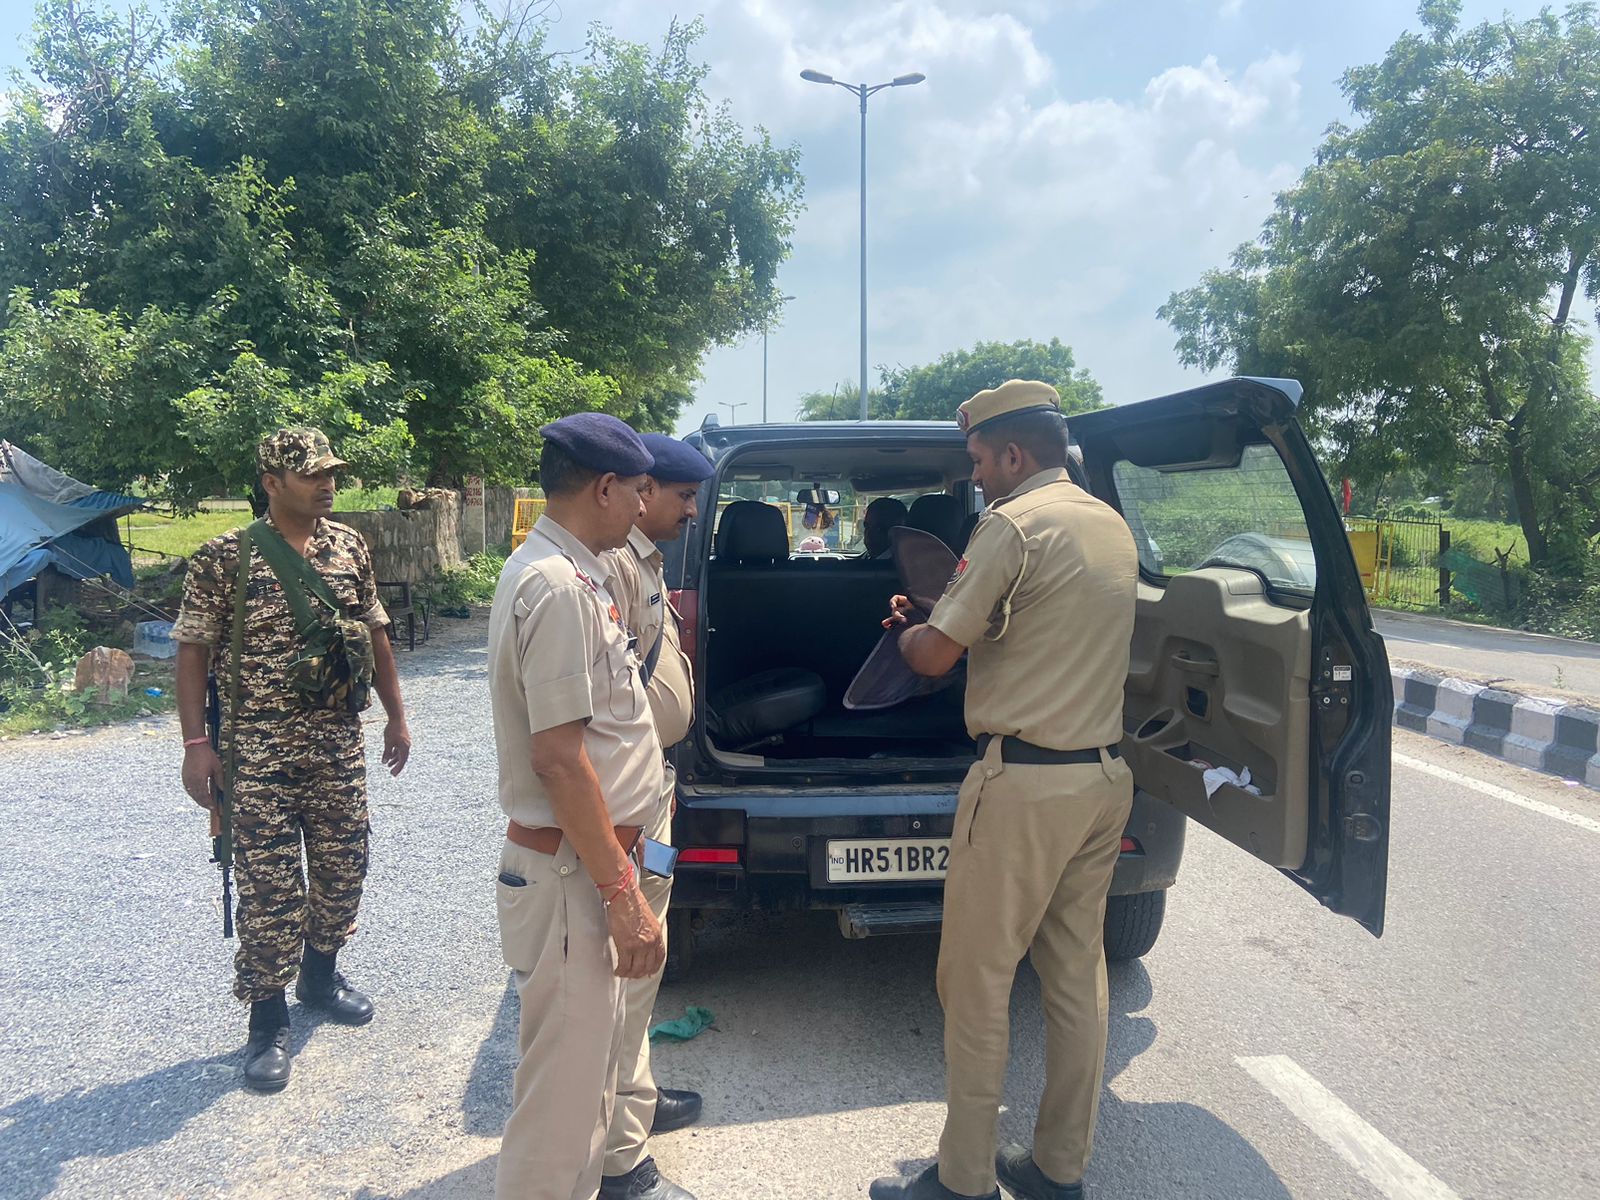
[1111,443,1316,593]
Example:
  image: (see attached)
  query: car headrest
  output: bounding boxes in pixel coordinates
[715,500,789,564]
[907,493,964,550]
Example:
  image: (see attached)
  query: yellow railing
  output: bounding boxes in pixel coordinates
[511,497,545,550]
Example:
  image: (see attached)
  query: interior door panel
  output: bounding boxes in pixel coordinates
[1121,573,1311,867]
[1070,377,1392,935]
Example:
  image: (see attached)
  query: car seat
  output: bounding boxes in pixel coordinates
[714,500,789,564]
[707,499,827,749]
[907,493,964,551]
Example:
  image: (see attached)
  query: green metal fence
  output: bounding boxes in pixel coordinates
[1346,515,1448,609]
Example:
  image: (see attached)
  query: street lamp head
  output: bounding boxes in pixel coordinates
[800,69,835,84]
[891,72,926,87]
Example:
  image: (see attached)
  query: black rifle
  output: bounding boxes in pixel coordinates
[205,672,235,938]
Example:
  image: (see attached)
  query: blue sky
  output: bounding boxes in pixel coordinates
[3,1,1589,434]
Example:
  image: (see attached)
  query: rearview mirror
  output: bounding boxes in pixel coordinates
[796,488,842,505]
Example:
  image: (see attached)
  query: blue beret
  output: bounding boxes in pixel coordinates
[539,413,652,476]
[640,433,714,483]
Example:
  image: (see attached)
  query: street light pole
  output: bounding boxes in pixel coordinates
[762,293,795,423]
[719,400,747,426]
[801,68,925,420]
[858,86,868,422]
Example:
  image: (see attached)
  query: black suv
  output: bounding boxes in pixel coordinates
[659,377,1391,979]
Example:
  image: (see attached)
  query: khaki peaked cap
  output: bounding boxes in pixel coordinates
[956,379,1062,434]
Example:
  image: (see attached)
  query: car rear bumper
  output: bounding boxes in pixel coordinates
[670,786,1184,913]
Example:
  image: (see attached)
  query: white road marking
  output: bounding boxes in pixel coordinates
[1237,1055,1460,1200]
[1393,751,1600,835]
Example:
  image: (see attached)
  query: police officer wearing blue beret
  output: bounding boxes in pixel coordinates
[486,413,687,1200]
[598,432,715,1200]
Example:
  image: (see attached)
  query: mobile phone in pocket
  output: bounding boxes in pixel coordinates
[640,837,679,879]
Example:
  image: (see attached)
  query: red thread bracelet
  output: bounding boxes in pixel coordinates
[599,861,635,904]
[182,736,209,748]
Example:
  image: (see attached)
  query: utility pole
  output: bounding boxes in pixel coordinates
[800,68,925,419]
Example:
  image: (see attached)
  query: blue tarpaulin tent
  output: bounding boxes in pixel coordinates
[0,441,145,599]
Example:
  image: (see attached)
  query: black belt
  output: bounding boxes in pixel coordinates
[974,734,1121,765]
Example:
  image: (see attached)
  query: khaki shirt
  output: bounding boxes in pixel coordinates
[928,468,1137,751]
[606,526,694,746]
[486,515,664,829]
[172,515,388,721]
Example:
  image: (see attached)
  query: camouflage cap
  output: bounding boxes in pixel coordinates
[256,427,348,475]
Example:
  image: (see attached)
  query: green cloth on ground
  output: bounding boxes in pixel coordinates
[648,1006,715,1043]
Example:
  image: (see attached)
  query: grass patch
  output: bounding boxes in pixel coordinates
[1442,517,1528,565]
[417,546,509,614]
[123,508,242,563]
[123,486,404,564]
[335,486,399,511]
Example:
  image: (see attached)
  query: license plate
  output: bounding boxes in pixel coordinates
[826,838,950,883]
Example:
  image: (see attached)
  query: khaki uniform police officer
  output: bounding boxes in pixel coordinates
[597,432,714,1200]
[486,413,677,1200]
[872,380,1139,1200]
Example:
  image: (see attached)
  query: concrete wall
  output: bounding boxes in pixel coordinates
[337,486,533,585]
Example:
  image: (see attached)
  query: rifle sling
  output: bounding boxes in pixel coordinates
[221,525,251,861]
[246,518,342,635]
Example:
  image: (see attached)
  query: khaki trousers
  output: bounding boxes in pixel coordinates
[603,782,675,1177]
[935,742,1134,1196]
[494,836,627,1200]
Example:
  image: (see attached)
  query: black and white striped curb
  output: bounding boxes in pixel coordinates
[1392,667,1600,787]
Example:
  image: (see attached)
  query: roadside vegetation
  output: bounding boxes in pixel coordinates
[0,607,176,737]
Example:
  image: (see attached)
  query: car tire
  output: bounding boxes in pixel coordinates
[1103,890,1166,962]
[663,908,695,985]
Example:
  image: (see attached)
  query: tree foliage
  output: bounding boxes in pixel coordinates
[1160,0,1600,571]
[0,0,802,501]
[798,338,1104,422]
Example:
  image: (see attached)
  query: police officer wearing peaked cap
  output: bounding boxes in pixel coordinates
[486,412,699,1200]
[873,380,1141,1200]
[598,431,713,1200]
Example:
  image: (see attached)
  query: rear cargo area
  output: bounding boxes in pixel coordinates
[701,550,973,762]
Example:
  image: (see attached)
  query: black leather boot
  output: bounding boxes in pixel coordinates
[649,1088,703,1134]
[599,1157,697,1200]
[868,1165,999,1200]
[242,992,292,1093]
[995,1145,1084,1200]
[294,944,375,1025]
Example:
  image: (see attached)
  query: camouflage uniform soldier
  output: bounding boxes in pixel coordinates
[174,428,413,1092]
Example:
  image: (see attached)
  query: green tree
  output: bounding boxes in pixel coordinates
[0,0,801,500]
[795,381,892,420]
[1160,1,1600,571]
[476,18,804,432]
[882,337,1104,420]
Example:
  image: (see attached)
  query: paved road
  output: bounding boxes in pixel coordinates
[1375,610,1600,701]
[4,633,1598,1198]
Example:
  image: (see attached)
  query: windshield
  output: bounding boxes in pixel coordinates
[712,478,944,556]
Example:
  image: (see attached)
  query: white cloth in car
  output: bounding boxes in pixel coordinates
[1202,764,1261,798]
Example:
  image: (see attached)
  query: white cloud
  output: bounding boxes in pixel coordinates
[1220,0,1246,18]
[547,2,1312,423]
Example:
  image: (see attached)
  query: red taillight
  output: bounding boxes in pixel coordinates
[669,587,698,661]
[677,848,739,865]
[1120,837,1140,854]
